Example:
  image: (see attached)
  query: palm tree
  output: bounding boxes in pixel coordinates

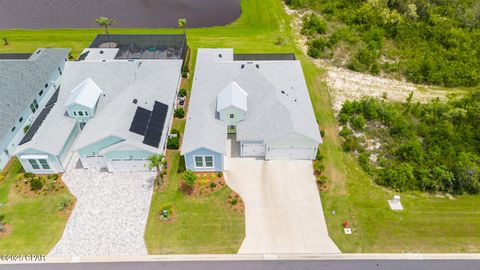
[147,154,164,186]
[178,18,187,37]
[95,17,115,37]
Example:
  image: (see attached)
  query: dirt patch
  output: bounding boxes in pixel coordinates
[284,4,449,113]
[192,172,226,196]
[227,191,244,213]
[0,224,12,238]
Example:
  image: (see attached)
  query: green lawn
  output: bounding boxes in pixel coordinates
[1,0,480,254]
[0,160,74,255]
[144,151,245,254]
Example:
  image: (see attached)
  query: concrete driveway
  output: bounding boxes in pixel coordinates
[224,157,340,254]
[49,156,155,257]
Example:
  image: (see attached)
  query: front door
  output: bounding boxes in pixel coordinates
[227,125,236,134]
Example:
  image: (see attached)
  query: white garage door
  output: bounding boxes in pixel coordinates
[110,159,150,172]
[267,147,314,160]
[242,143,266,157]
[81,156,107,169]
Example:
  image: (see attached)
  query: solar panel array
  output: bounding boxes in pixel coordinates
[129,101,169,148]
[19,87,60,145]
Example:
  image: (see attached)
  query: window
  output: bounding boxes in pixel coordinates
[19,117,23,123]
[30,99,39,113]
[28,159,40,170]
[73,111,77,116]
[229,114,235,119]
[85,111,89,116]
[58,67,62,75]
[195,156,203,167]
[11,126,16,132]
[194,156,214,168]
[44,83,48,88]
[39,159,50,169]
[78,111,84,116]
[39,90,44,96]
[205,156,214,167]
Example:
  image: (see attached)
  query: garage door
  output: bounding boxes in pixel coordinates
[241,143,266,157]
[81,156,107,169]
[110,159,150,172]
[267,147,314,160]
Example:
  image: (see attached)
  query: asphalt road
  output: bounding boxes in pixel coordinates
[1,260,480,270]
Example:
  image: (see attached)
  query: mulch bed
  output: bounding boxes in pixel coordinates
[0,224,12,238]
[192,172,226,196]
[14,174,67,197]
[227,191,244,213]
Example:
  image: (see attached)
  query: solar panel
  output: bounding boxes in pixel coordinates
[129,107,151,135]
[19,106,53,145]
[143,102,168,148]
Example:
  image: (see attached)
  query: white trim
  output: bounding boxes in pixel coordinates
[20,154,48,160]
[193,155,215,169]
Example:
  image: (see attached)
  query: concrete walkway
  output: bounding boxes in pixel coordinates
[224,156,340,254]
[49,156,155,257]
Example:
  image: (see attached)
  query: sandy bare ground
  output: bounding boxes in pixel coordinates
[284,5,449,112]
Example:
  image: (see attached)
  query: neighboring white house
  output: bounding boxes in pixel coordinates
[181,49,322,172]
[0,49,69,171]
[14,60,182,174]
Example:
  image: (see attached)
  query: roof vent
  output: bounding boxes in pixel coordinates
[218,54,222,58]
[256,64,260,69]
[133,99,138,104]
[99,50,104,54]
[281,90,285,94]
[241,64,245,69]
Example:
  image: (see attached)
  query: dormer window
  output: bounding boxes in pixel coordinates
[230,114,234,119]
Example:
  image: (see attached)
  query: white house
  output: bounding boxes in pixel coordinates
[0,49,69,171]
[181,49,322,172]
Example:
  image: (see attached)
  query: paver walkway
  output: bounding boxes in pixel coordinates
[49,156,155,257]
[224,156,340,254]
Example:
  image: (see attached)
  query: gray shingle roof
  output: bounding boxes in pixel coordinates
[0,48,69,141]
[15,60,182,156]
[182,49,321,155]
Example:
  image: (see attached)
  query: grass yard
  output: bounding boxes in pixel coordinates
[1,0,480,254]
[0,159,75,255]
[144,151,245,254]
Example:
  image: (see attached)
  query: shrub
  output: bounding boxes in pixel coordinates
[29,177,43,191]
[174,108,185,118]
[23,124,31,134]
[317,175,328,185]
[339,127,352,137]
[231,198,238,205]
[177,155,186,173]
[210,182,217,189]
[52,174,59,181]
[0,214,5,223]
[351,115,366,130]
[58,197,72,211]
[316,149,324,161]
[182,71,188,78]
[0,223,5,232]
[217,171,223,178]
[170,129,181,137]
[178,88,187,97]
[183,170,197,187]
[313,161,325,175]
[24,172,34,179]
[301,14,327,36]
[167,137,179,150]
[339,113,350,124]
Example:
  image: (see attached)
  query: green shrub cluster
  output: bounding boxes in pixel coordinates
[287,0,480,87]
[174,108,185,118]
[339,92,480,194]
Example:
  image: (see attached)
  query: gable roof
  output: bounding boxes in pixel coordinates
[64,78,103,109]
[0,48,69,142]
[182,49,321,155]
[216,81,248,112]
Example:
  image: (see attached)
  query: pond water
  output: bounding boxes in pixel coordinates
[0,0,241,29]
